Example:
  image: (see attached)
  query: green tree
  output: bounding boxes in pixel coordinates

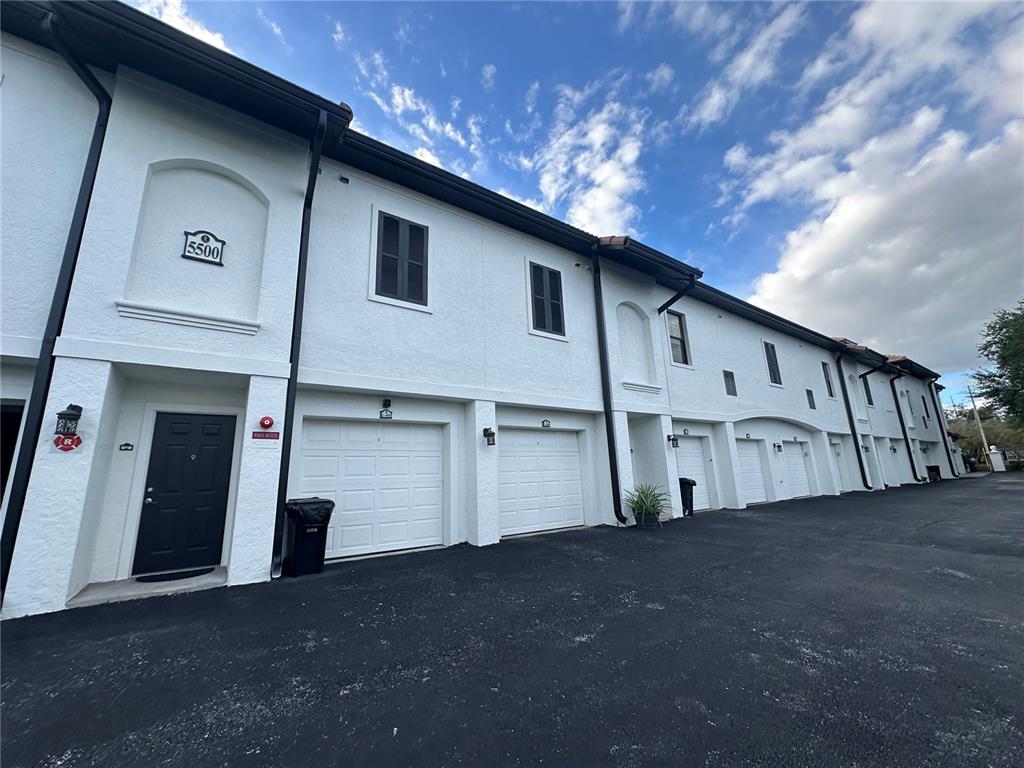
[973,298,1024,427]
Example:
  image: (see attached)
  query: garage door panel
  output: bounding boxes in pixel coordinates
[737,440,768,504]
[675,436,712,511]
[498,428,584,536]
[300,419,444,559]
[783,443,810,498]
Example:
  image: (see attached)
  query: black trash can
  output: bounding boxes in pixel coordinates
[679,477,697,517]
[926,465,942,483]
[284,497,335,577]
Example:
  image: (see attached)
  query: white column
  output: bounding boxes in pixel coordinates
[812,431,840,495]
[227,374,288,586]
[714,421,744,509]
[612,410,634,521]
[464,400,499,546]
[3,358,116,618]
[657,414,684,518]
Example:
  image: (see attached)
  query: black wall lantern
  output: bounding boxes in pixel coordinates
[773,442,783,452]
[541,419,551,428]
[667,434,679,448]
[890,445,898,454]
[55,404,83,436]
[862,444,871,453]
[682,428,689,436]
[483,427,496,446]
[379,398,393,420]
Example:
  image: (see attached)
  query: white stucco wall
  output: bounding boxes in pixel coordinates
[0,35,104,360]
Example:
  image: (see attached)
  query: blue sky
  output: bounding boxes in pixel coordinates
[135,1,1023,407]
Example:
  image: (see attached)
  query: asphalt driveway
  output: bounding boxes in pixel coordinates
[3,475,1022,767]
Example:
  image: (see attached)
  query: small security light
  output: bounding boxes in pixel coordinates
[890,445,898,454]
[745,433,751,439]
[483,427,496,446]
[379,398,393,420]
[667,434,679,448]
[541,419,551,428]
[55,404,82,436]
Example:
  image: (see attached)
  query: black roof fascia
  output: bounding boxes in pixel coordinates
[1,0,352,144]
[594,236,703,291]
[333,131,596,255]
[890,357,941,381]
[688,282,844,352]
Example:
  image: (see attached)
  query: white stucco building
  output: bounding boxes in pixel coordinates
[0,1,962,618]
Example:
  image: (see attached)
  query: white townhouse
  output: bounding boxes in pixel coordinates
[0,1,961,618]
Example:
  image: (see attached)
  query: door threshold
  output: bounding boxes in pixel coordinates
[67,566,227,609]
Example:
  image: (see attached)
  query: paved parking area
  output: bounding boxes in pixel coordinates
[3,474,1022,767]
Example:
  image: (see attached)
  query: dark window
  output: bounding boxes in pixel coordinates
[530,262,564,335]
[862,376,874,406]
[821,362,835,398]
[723,370,737,396]
[667,311,690,365]
[907,392,914,415]
[806,389,816,409]
[921,395,930,419]
[375,211,428,305]
[763,341,782,385]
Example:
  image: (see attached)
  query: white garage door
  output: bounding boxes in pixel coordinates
[675,436,711,511]
[736,440,768,504]
[299,420,444,559]
[499,429,584,536]
[783,442,811,498]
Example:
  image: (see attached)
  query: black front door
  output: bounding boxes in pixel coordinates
[132,412,236,576]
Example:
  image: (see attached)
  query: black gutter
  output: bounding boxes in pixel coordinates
[0,10,111,600]
[591,245,627,524]
[928,379,959,477]
[835,352,872,490]
[271,110,329,575]
[889,374,925,482]
[657,274,697,315]
[858,362,888,379]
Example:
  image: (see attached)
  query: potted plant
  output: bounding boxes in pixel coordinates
[624,483,669,530]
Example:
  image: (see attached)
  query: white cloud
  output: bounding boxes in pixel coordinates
[413,147,443,167]
[354,50,390,88]
[525,81,540,114]
[497,188,547,213]
[749,120,1024,373]
[728,2,1024,374]
[450,96,462,118]
[137,0,232,52]
[257,8,288,49]
[644,63,675,93]
[688,4,805,131]
[481,63,497,91]
[331,21,346,48]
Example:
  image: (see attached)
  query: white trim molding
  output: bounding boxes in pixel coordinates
[115,300,261,335]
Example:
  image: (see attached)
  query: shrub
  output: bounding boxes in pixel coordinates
[624,483,670,528]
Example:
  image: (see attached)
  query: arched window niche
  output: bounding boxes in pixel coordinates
[616,301,658,390]
[118,159,269,334]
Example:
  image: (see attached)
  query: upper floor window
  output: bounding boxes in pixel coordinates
[921,395,930,419]
[806,389,816,410]
[763,341,782,385]
[907,391,914,415]
[862,376,874,406]
[723,370,737,396]
[530,263,564,335]
[376,211,427,305]
[667,311,690,365]
[821,361,835,398]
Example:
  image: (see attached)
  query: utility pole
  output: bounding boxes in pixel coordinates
[966,385,990,468]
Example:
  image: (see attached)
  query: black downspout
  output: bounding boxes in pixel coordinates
[271,110,329,574]
[928,379,959,477]
[591,245,627,523]
[656,274,696,315]
[0,11,112,600]
[835,352,872,490]
[889,374,925,482]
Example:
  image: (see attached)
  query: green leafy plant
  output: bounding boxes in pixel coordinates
[624,483,670,529]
